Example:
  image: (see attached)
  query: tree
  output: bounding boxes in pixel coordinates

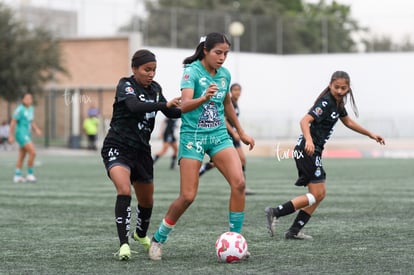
[119,0,363,54]
[0,3,66,105]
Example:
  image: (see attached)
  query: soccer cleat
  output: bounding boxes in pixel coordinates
[148,238,162,260]
[116,243,131,261]
[26,174,37,183]
[13,175,26,183]
[132,232,151,251]
[264,207,279,237]
[285,230,313,240]
[245,188,255,195]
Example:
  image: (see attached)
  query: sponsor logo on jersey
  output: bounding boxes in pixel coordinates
[313,107,323,116]
[125,86,135,95]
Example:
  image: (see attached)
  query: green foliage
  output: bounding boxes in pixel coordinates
[0,3,67,103]
[0,151,413,274]
[121,0,363,54]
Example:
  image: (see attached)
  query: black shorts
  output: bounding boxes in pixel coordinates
[293,145,326,186]
[163,132,176,143]
[101,138,153,183]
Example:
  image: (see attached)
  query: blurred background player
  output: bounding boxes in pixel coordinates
[101,49,181,260]
[199,83,255,195]
[8,92,42,183]
[265,71,385,240]
[83,107,99,150]
[153,118,178,169]
[0,120,11,151]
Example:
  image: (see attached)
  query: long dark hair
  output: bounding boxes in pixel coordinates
[314,71,359,117]
[183,32,231,65]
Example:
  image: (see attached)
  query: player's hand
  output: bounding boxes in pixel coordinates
[240,132,255,151]
[304,140,315,156]
[8,135,14,144]
[204,84,218,101]
[371,134,385,145]
[167,96,181,108]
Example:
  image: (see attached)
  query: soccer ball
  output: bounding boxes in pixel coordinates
[215,232,248,263]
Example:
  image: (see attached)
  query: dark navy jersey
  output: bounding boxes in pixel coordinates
[298,91,347,153]
[106,76,178,152]
[227,99,239,129]
[164,118,176,136]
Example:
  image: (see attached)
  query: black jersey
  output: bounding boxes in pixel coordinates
[106,76,179,152]
[298,92,347,153]
[227,99,239,129]
[165,118,176,135]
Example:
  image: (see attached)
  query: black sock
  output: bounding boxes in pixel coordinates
[170,155,176,169]
[115,195,131,245]
[205,162,214,171]
[135,205,153,238]
[288,210,311,234]
[273,201,295,218]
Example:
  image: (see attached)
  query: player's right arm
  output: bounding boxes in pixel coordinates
[8,119,16,144]
[300,114,315,156]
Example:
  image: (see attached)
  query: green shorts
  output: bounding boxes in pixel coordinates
[15,132,32,147]
[178,132,234,162]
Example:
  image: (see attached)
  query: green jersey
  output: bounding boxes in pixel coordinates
[180,60,231,136]
[13,104,34,136]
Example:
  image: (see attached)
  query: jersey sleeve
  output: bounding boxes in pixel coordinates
[339,107,348,117]
[180,66,196,90]
[307,98,331,123]
[115,78,138,103]
[12,105,22,121]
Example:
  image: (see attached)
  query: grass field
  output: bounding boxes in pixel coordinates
[1,149,413,274]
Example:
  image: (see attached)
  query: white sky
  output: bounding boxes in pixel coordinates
[2,0,414,43]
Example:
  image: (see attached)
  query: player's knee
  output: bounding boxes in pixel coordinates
[309,189,326,204]
[230,176,245,194]
[180,192,197,207]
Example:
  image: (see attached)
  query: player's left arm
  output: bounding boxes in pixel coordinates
[31,121,42,136]
[340,115,385,145]
[223,93,254,150]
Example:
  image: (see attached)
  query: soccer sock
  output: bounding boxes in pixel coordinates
[135,204,152,238]
[15,168,22,176]
[229,211,245,233]
[28,167,34,175]
[115,195,131,245]
[288,210,311,234]
[273,201,295,218]
[170,155,176,169]
[153,218,175,244]
[205,162,214,171]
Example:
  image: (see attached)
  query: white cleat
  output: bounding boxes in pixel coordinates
[13,175,26,183]
[26,174,37,183]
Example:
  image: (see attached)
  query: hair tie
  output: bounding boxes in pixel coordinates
[199,36,206,43]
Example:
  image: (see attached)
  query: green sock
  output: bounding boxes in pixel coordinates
[229,212,245,233]
[15,169,22,176]
[28,167,34,175]
[153,219,174,244]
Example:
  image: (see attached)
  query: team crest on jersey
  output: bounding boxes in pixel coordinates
[198,102,222,128]
[186,142,193,149]
[312,107,323,117]
[125,86,135,95]
[183,74,190,81]
[314,167,322,177]
[220,78,226,88]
